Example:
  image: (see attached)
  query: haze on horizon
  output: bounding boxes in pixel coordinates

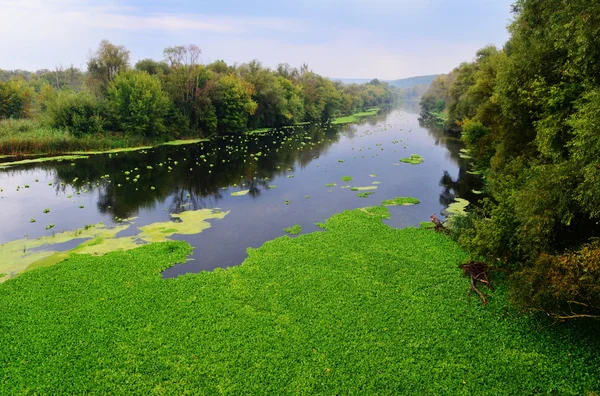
[0,0,513,80]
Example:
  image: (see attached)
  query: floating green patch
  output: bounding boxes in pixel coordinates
[445,198,470,216]
[325,183,337,187]
[0,209,229,280]
[231,190,250,196]
[357,192,375,198]
[283,224,302,235]
[159,139,208,147]
[381,197,420,206]
[350,186,377,191]
[0,207,597,395]
[341,176,353,182]
[246,128,272,135]
[0,155,89,168]
[399,154,424,164]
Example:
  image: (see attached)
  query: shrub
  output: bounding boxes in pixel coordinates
[45,91,105,136]
[510,239,600,320]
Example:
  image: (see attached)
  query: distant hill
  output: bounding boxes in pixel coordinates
[387,75,439,88]
[333,75,439,89]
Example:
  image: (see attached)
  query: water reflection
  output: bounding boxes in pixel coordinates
[0,107,480,274]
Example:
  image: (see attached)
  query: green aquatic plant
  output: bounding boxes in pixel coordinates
[325,183,337,187]
[283,224,302,235]
[399,154,424,164]
[350,186,377,191]
[341,176,353,182]
[29,219,35,223]
[43,208,50,214]
[381,197,420,206]
[231,190,250,196]
[0,155,89,169]
[17,207,591,396]
[45,224,54,230]
[444,198,469,216]
[357,192,375,198]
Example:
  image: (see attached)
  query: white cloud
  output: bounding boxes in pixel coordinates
[0,0,304,36]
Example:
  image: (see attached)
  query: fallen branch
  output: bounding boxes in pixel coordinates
[430,213,446,232]
[459,261,493,305]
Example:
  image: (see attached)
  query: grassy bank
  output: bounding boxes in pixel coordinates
[0,119,207,157]
[331,108,380,125]
[1,206,598,394]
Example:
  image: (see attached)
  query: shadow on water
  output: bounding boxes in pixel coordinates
[0,106,481,275]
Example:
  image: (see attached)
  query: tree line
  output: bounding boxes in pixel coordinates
[420,0,600,320]
[0,41,398,138]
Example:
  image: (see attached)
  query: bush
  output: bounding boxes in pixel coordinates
[107,70,171,136]
[511,239,600,319]
[45,91,105,136]
[0,79,33,119]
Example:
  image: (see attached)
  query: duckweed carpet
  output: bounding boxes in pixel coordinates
[1,207,599,394]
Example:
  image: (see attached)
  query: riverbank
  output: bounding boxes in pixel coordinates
[0,119,209,158]
[0,107,381,157]
[1,206,598,394]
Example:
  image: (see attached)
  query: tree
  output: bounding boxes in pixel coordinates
[448,0,600,319]
[212,74,257,134]
[135,59,169,76]
[86,40,130,97]
[107,71,171,136]
[0,79,33,119]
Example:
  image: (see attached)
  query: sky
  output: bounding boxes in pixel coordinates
[0,0,514,80]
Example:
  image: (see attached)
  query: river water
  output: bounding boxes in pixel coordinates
[0,105,480,275]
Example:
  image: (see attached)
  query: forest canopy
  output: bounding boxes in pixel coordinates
[0,41,398,139]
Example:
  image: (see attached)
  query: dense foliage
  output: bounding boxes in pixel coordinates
[0,42,398,141]
[2,207,598,393]
[420,0,600,320]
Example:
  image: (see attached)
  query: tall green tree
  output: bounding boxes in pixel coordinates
[212,74,257,134]
[106,71,171,136]
[86,40,130,97]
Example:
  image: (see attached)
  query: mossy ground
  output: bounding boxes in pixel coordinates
[0,207,599,394]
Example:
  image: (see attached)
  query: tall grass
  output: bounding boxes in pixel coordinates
[0,119,157,156]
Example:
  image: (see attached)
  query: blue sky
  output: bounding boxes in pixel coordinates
[0,0,514,79]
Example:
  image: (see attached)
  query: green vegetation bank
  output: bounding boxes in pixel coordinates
[420,0,600,320]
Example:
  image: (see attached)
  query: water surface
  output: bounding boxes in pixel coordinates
[0,105,479,275]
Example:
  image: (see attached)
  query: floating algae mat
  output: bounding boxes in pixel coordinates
[231,190,250,196]
[0,155,89,168]
[0,209,228,282]
[381,197,420,206]
[399,154,424,164]
[350,186,378,191]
